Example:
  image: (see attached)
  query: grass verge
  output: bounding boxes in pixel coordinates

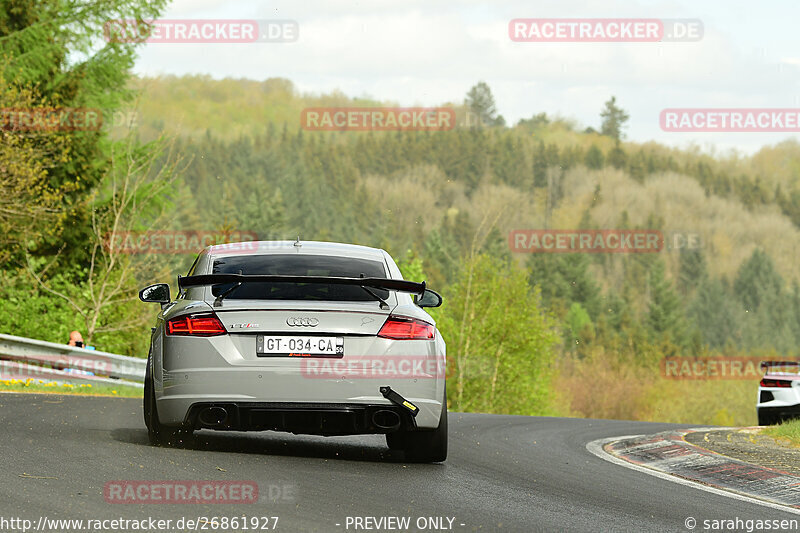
[0,378,141,398]
[763,419,800,446]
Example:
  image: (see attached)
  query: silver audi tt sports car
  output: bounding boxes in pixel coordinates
[139,240,447,462]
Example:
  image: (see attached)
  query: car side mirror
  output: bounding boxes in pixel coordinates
[139,283,171,306]
[417,289,443,308]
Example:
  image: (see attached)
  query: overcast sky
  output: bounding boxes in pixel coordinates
[131,0,800,155]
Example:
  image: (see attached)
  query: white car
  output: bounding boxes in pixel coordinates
[139,240,448,462]
[757,361,800,425]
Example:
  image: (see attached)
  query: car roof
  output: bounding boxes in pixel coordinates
[205,240,388,261]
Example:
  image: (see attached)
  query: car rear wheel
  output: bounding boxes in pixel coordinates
[144,355,192,447]
[385,431,405,450]
[389,396,447,463]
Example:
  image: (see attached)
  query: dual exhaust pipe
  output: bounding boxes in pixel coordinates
[196,386,414,432]
[198,405,401,431]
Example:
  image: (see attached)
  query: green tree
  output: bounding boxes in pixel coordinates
[396,250,426,282]
[435,254,560,414]
[532,141,548,187]
[585,144,604,169]
[790,281,800,346]
[24,133,182,347]
[733,249,783,312]
[233,187,287,239]
[677,249,708,295]
[733,249,796,352]
[565,302,595,348]
[464,81,504,127]
[0,82,67,259]
[627,149,647,182]
[0,0,173,356]
[688,277,741,350]
[596,290,634,335]
[646,260,687,347]
[600,96,630,141]
[517,112,549,130]
[607,143,627,169]
[1,0,169,267]
[528,254,602,319]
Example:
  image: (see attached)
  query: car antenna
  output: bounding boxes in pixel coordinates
[293,236,302,248]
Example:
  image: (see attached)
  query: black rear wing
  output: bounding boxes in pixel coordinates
[760,361,800,372]
[178,274,427,295]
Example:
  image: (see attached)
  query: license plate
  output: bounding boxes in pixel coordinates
[256,335,344,357]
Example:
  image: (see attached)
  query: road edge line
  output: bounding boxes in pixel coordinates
[586,435,800,516]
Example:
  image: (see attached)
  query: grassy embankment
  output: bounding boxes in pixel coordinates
[763,419,800,446]
[0,378,141,398]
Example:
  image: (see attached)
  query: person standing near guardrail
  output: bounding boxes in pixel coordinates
[67,331,84,348]
[63,330,97,376]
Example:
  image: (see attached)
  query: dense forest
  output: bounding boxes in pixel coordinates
[139,90,800,425]
[3,1,800,425]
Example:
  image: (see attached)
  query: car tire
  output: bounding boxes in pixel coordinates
[144,354,192,447]
[385,431,406,450]
[401,396,448,463]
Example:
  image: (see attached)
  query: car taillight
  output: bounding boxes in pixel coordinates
[167,314,227,336]
[378,316,435,340]
[760,378,792,388]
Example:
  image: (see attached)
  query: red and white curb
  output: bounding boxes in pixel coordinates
[587,429,800,514]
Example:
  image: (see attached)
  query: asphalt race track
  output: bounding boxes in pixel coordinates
[0,393,797,532]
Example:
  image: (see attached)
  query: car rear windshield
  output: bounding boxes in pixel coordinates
[209,254,390,301]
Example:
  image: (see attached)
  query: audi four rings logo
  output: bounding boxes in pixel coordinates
[287,317,319,327]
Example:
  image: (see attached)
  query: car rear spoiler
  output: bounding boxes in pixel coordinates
[760,361,800,371]
[177,274,427,295]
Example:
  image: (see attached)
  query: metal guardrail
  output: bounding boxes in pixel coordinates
[0,333,145,389]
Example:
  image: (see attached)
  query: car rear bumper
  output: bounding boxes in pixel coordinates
[756,404,800,422]
[155,368,444,431]
[182,401,418,436]
[756,384,800,419]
